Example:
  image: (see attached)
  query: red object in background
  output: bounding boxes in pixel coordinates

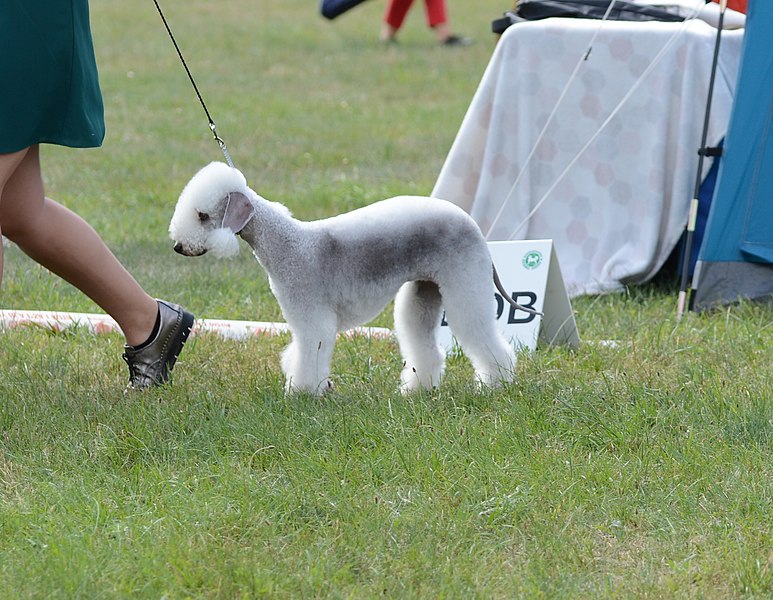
[384,0,448,29]
[714,0,748,13]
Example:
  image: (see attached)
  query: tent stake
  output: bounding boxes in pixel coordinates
[677,0,728,320]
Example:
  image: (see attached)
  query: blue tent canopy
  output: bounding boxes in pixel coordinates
[692,0,773,310]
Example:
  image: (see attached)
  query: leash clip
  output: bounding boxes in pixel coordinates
[209,121,235,168]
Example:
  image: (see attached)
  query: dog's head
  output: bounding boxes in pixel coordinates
[169,162,255,258]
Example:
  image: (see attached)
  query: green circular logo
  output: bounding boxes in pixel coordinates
[522,250,543,270]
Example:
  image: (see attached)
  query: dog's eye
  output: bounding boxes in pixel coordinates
[197,211,210,223]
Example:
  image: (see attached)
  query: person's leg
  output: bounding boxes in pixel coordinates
[424,0,448,29]
[0,146,158,347]
[424,0,470,44]
[381,0,415,41]
[424,0,467,45]
[0,149,29,285]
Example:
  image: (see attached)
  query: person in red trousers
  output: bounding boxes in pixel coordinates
[380,0,471,45]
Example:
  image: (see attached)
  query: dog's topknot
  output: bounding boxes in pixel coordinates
[180,161,248,213]
[169,161,251,258]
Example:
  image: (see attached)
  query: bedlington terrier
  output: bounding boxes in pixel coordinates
[169,161,524,396]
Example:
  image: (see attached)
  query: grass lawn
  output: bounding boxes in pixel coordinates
[1,0,771,597]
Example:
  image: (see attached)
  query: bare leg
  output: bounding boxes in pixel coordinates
[379,23,398,42]
[0,149,27,285]
[0,146,158,346]
[432,22,452,42]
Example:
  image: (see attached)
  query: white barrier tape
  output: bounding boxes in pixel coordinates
[0,310,393,341]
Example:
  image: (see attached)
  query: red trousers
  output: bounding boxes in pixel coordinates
[383,0,448,30]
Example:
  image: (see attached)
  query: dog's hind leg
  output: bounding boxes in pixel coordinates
[281,319,337,396]
[394,281,446,394]
[442,285,516,389]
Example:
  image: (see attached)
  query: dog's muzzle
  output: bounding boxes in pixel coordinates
[174,243,207,257]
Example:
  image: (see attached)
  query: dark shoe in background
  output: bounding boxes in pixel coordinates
[440,34,473,47]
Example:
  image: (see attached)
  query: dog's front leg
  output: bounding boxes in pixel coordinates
[280,327,336,396]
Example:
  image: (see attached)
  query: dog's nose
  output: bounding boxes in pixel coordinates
[173,242,207,257]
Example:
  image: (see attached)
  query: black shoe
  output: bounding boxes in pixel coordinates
[440,34,472,47]
[123,299,194,390]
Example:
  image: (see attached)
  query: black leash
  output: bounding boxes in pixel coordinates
[152,0,235,168]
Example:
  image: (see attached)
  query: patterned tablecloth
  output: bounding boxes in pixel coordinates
[432,17,744,297]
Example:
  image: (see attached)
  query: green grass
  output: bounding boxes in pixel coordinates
[1,0,772,597]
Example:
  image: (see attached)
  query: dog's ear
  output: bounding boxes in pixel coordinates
[221,192,253,233]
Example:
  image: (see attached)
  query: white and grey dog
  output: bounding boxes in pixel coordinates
[169,161,522,395]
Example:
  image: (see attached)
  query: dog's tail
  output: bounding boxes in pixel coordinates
[493,265,544,317]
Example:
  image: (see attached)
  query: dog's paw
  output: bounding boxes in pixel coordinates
[283,377,335,397]
[400,365,442,395]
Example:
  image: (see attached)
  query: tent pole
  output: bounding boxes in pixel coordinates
[676,0,728,321]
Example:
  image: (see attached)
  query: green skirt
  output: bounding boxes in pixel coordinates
[0,0,105,153]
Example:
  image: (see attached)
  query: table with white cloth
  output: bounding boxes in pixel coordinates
[432,18,744,297]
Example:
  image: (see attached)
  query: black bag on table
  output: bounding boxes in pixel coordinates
[493,0,685,34]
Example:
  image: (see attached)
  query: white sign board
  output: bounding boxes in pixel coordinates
[438,239,579,353]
